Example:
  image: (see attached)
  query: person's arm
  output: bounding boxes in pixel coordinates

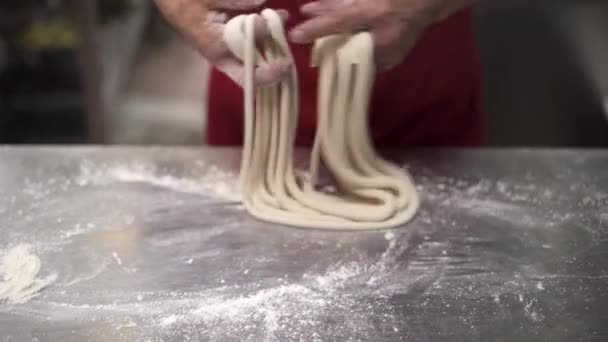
[153,0,290,85]
[289,0,475,70]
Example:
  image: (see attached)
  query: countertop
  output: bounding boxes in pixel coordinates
[0,147,607,341]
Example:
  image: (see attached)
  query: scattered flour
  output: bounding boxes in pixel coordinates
[77,163,241,203]
[159,314,179,327]
[384,231,395,241]
[191,284,319,332]
[0,244,57,304]
[61,224,87,239]
[524,297,544,322]
[112,252,123,266]
[151,261,399,340]
[60,223,96,239]
[23,237,405,340]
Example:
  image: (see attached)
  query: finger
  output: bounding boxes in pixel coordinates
[208,0,265,11]
[216,58,248,86]
[290,8,364,44]
[274,9,290,23]
[208,11,228,24]
[301,0,359,16]
[372,24,417,70]
[255,58,292,85]
[300,1,331,17]
[217,57,292,86]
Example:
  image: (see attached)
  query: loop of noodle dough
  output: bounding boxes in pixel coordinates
[223,9,419,230]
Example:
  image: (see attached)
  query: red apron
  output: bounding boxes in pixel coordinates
[207,2,484,147]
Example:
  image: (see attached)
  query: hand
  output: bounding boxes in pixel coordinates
[289,0,472,70]
[154,0,291,85]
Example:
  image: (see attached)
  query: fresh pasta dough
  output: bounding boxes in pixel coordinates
[223,9,419,230]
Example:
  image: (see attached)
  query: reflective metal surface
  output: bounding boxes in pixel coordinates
[0,147,607,341]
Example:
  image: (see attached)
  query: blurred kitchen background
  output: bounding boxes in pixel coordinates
[0,0,607,146]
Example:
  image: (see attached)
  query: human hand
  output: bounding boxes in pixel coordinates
[154,0,291,85]
[289,0,472,70]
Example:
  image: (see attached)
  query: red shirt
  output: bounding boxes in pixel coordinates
[207,2,484,147]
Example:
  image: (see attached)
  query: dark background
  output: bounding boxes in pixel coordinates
[475,1,608,146]
[0,0,607,146]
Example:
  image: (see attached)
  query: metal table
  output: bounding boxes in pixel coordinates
[0,147,607,341]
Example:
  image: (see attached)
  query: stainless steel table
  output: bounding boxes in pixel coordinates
[0,147,607,341]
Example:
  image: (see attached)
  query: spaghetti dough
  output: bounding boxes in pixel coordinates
[223,9,419,230]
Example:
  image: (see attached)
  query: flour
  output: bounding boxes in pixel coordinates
[26,237,404,340]
[159,314,179,327]
[77,162,241,203]
[11,257,400,340]
[60,223,94,239]
[523,296,544,322]
[151,261,399,340]
[191,284,318,329]
[0,244,57,304]
[112,252,123,266]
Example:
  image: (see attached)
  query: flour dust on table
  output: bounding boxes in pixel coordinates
[1,148,607,341]
[77,161,242,203]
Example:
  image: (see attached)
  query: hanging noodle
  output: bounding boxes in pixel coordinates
[223,9,419,230]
